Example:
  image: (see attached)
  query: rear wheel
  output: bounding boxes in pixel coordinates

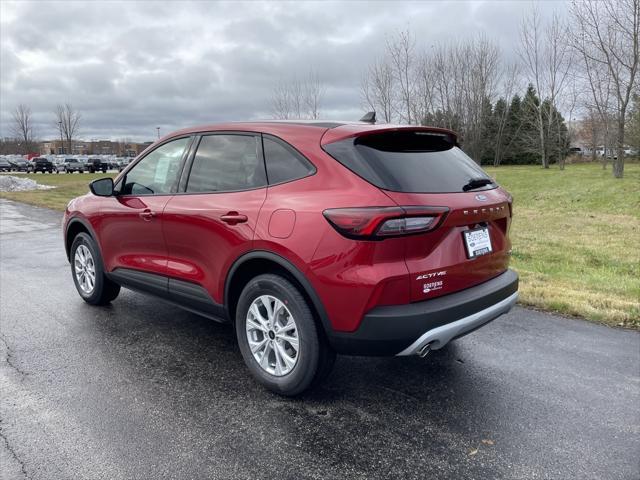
[235,274,335,396]
[70,233,120,305]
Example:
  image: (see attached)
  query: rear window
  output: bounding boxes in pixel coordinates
[263,136,315,185]
[323,130,495,193]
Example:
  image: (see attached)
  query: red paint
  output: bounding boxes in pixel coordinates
[64,122,513,335]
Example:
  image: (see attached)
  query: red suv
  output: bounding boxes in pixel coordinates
[63,121,518,395]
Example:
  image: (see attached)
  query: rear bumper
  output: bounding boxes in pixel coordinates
[327,269,518,356]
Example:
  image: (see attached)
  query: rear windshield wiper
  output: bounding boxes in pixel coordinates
[462,177,493,191]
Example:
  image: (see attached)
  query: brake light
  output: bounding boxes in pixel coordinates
[323,206,448,239]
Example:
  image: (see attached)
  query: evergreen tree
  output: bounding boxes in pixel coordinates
[626,94,640,154]
[491,97,508,165]
[502,94,525,164]
[519,84,543,165]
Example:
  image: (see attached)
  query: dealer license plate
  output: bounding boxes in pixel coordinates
[463,227,492,259]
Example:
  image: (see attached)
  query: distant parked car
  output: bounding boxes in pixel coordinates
[117,158,134,172]
[32,157,55,173]
[54,160,67,174]
[568,147,583,156]
[62,158,85,173]
[0,159,12,172]
[8,159,33,172]
[87,158,109,173]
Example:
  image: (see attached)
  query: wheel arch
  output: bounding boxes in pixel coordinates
[224,251,333,336]
[65,217,99,261]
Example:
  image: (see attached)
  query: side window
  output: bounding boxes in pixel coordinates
[121,137,189,195]
[186,134,266,193]
[263,136,315,185]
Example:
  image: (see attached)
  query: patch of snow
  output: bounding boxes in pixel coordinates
[0,176,56,192]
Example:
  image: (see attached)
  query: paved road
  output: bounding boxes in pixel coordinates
[1,199,639,480]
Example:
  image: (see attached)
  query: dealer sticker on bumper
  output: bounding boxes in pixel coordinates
[463,227,492,259]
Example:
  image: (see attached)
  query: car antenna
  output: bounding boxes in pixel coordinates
[359,111,376,124]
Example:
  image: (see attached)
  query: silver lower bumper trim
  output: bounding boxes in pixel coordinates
[396,292,518,356]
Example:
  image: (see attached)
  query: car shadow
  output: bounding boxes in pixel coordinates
[87,291,508,415]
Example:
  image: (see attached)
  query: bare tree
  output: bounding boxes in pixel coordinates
[387,29,416,124]
[560,75,580,170]
[570,0,639,178]
[361,56,395,123]
[11,104,36,154]
[271,71,325,120]
[461,35,501,163]
[54,103,81,155]
[303,70,325,120]
[519,7,546,167]
[519,7,572,168]
[580,107,600,162]
[412,53,436,125]
[572,17,616,170]
[271,80,296,120]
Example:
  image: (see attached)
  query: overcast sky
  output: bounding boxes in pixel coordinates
[1,1,567,142]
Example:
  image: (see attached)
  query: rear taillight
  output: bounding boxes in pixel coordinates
[323,206,448,240]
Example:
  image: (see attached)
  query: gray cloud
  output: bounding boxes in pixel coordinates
[0,0,567,141]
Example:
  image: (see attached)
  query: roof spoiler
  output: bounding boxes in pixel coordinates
[359,111,376,124]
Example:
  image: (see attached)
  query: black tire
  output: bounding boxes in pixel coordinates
[235,274,335,396]
[70,232,120,305]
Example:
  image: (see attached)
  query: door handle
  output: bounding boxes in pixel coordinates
[220,212,248,225]
[139,209,156,221]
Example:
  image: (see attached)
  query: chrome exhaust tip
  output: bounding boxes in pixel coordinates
[417,342,432,358]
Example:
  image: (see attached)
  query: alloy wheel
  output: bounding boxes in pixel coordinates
[74,244,96,294]
[245,295,299,376]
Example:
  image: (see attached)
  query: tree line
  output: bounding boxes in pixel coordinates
[273,0,639,178]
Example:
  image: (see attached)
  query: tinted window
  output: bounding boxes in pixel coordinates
[263,136,315,184]
[186,135,266,193]
[323,130,495,193]
[121,137,189,195]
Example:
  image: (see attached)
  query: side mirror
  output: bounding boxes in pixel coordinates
[89,177,114,197]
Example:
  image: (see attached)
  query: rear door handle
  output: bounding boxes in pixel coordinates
[220,212,248,225]
[139,209,156,221]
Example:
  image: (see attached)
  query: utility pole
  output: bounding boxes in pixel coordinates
[156,127,160,139]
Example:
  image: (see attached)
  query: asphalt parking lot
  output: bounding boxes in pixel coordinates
[1,199,639,480]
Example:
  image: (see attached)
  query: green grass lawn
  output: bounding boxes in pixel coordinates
[485,163,639,328]
[0,172,117,211]
[1,163,639,327]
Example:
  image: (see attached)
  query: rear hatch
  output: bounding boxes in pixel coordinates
[323,127,512,302]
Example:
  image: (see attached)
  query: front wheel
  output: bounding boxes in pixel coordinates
[70,233,120,305]
[235,274,335,396]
